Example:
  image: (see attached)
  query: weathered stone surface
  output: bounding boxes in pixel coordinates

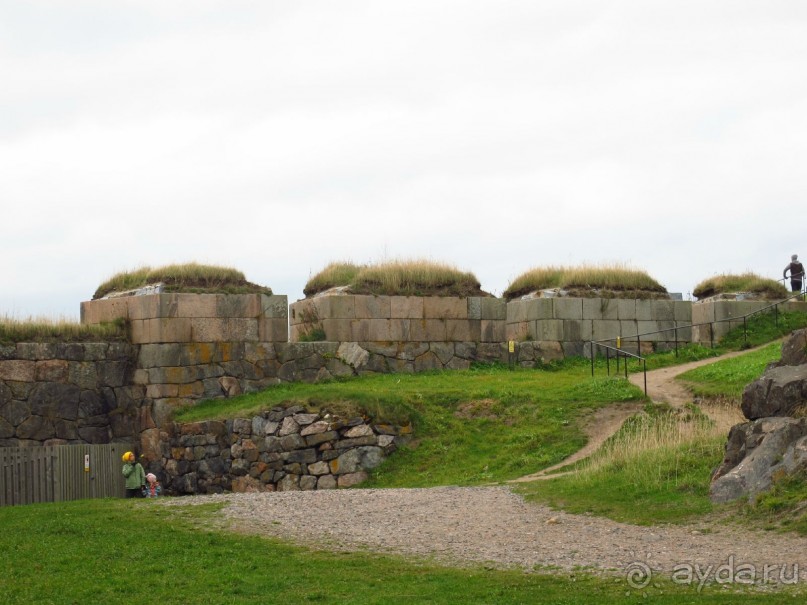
[35,360,68,382]
[335,342,369,370]
[293,413,319,426]
[278,416,300,436]
[277,474,301,491]
[317,474,338,489]
[330,446,384,475]
[307,460,330,475]
[338,471,369,488]
[140,428,162,461]
[741,365,807,420]
[300,420,329,436]
[343,424,374,439]
[0,360,36,382]
[299,475,318,491]
[30,382,81,421]
[16,415,54,440]
[0,398,29,426]
[280,433,306,451]
[780,328,807,367]
[711,417,807,503]
[0,416,15,438]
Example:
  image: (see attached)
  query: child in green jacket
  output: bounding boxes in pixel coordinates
[122,451,145,498]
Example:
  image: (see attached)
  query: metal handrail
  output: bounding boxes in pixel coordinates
[588,289,807,393]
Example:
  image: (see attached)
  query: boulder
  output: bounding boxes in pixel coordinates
[741,365,807,420]
[780,328,807,367]
[710,417,807,503]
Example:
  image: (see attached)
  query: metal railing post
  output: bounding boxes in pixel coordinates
[606,347,610,376]
[643,359,647,395]
[743,316,748,346]
[590,343,594,377]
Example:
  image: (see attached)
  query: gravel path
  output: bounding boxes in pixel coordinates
[160,486,807,584]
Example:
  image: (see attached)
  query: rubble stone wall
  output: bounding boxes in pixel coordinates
[151,406,411,495]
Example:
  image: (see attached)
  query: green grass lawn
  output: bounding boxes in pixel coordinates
[0,498,799,605]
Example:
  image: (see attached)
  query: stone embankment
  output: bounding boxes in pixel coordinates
[150,406,412,494]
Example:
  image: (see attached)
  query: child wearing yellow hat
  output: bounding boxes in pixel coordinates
[122,451,146,498]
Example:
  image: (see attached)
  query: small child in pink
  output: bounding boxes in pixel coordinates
[142,473,162,498]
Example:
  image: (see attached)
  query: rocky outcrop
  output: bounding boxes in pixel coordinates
[711,329,807,503]
[710,417,807,503]
[741,365,807,420]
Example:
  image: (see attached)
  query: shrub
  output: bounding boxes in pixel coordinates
[304,259,488,298]
[692,272,788,300]
[93,262,271,299]
[503,264,666,300]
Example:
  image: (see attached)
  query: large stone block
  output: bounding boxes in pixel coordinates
[506,300,528,323]
[0,360,36,382]
[367,319,392,341]
[80,298,131,324]
[479,297,506,320]
[216,294,261,318]
[563,319,593,342]
[615,299,636,320]
[326,296,356,319]
[320,319,352,342]
[410,319,447,342]
[583,298,611,321]
[481,319,505,343]
[390,296,424,319]
[148,318,193,343]
[261,295,288,319]
[674,301,692,322]
[650,300,675,321]
[535,319,563,341]
[354,295,391,319]
[423,297,468,319]
[190,318,228,342]
[176,294,218,318]
[138,343,183,368]
[592,320,621,342]
[635,300,654,321]
[505,321,529,342]
[691,301,715,325]
[553,298,583,320]
[446,320,478,342]
[350,320,371,342]
[126,296,160,320]
[636,321,663,341]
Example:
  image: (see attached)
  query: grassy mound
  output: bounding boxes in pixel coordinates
[503,264,667,301]
[93,263,271,299]
[304,259,489,298]
[692,272,788,300]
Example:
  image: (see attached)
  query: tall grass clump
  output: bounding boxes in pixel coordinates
[504,264,667,300]
[93,262,271,299]
[0,316,127,343]
[520,403,743,524]
[304,259,488,297]
[692,272,788,300]
[303,261,364,296]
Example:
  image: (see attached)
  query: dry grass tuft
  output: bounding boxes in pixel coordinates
[0,315,127,343]
[503,263,666,300]
[692,272,788,300]
[93,262,271,299]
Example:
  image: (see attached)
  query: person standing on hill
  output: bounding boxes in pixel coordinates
[122,451,146,498]
[783,254,805,293]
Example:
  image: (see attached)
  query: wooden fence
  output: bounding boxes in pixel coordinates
[0,443,135,507]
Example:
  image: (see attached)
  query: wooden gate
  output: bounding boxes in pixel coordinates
[0,443,135,506]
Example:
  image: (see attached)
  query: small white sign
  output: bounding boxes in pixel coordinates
[84,454,90,473]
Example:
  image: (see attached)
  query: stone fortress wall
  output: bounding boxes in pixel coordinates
[3,290,805,494]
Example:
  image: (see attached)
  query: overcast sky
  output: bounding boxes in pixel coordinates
[2,1,806,319]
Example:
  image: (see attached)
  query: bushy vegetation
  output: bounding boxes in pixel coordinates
[303,259,488,297]
[692,272,788,300]
[503,264,667,301]
[0,316,127,344]
[93,262,271,299]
